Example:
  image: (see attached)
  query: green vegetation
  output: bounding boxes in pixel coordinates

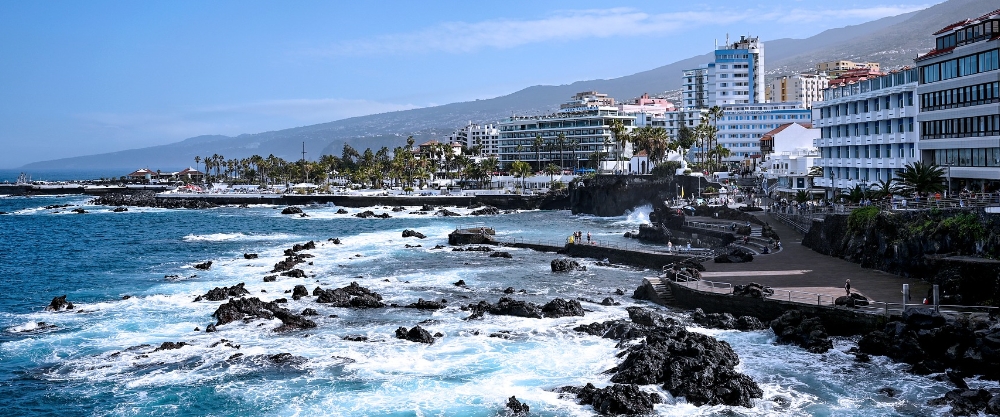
[940,212,986,241]
[848,206,881,232]
[895,161,946,196]
[704,186,717,194]
[651,161,681,178]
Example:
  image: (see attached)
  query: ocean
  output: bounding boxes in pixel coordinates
[0,195,974,416]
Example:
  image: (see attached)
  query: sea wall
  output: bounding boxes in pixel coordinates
[802,209,1000,305]
[569,175,717,217]
[91,192,570,211]
[503,242,691,270]
[639,279,888,335]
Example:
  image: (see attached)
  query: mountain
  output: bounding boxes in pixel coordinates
[21,0,996,171]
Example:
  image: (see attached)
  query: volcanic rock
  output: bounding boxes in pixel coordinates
[336,208,348,214]
[691,308,767,331]
[292,285,309,300]
[112,207,128,212]
[560,383,661,415]
[435,209,461,217]
[45,295,74,311]
[211,297,316,332]
[405,298,447,310]
[505,396,530,416]
[243,253,258,259]
[281,206,303,215]
[470,206,500,216]
[193,261,213,270]
[395,325,434,344]
[489,251,512,258]
[153,341,188,352]
[770,310,833,354]
[551,258,586,272]
[402,229,426,239]
[280,269,306,278]
[195,283,250,302]
[313,282,384,308]
[541,298,585,318]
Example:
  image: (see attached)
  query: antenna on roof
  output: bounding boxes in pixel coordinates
[726,33,730,46]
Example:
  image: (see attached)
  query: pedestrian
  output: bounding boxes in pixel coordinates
[587,232,591,243]
[845,279,851,295]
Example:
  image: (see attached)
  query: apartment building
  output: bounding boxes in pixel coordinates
[766,74,829,108]
[816,60,881,78]
[915,9,1000,192]
[682,67,709,109]
[811,68,920,198]
[714,103,812,163]
[498,92,634,170]
[707,36,765,106]
[446,122,500,156]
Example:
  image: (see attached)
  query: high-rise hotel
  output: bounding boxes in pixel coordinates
[915,9,1000,192]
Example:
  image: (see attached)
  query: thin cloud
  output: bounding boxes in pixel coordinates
[317,5,929,56]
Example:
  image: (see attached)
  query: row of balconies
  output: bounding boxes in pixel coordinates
[814,157,917,169]
[813,107,916,126]
[814,133,918,147]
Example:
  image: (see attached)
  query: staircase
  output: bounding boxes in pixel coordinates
[750,227,762,237]
[651,277,675,304]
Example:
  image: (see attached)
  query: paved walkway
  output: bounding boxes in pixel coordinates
[688,213,931,304]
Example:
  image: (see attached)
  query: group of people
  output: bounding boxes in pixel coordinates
[567,231,593,245]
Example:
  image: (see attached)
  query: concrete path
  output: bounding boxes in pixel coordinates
[690,213,931,304]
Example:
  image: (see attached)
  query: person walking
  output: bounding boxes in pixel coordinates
[845,279,851,295]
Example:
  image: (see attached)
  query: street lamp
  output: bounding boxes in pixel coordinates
[945,159,954,199]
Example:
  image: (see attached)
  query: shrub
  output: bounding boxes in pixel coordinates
[848,206,880,232]
[704,186,717,194]
[651,161,682,178]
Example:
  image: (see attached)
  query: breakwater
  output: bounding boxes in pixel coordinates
[636,278,888,335]
[87,191,571,211]
[569,175,719,216]
[500,240,703,270]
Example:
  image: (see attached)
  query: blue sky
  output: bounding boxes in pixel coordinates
[0,0,940,168]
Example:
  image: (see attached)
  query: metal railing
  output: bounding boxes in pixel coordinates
[659,272,1000,316]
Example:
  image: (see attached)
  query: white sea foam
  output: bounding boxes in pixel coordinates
[182,232,298,242]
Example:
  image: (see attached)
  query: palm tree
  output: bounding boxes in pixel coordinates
[544,163,561,183]
[481,156,499,189]
[869,177,901,201]
[608,119,629,173]
[710,144,731,168]
[557,132,567,169]
[194,156,202,176]
[794,189,811,205]
[895,162,945,197]
[510,160,532,192]
[533,134,543,172]
[676,124,696,165]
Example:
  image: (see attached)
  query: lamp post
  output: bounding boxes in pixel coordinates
[945,159,954,199]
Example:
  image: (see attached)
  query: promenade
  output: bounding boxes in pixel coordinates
[690,212,931,304]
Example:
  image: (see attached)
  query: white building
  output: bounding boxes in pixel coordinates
[811,68,920,198]
[498,92,635,172]
[712,103,812,164]
[446,122,500,156]
[707,36,765,106]
[763,148,821,199]
[766,74,829,109]
[915,10,1000,193]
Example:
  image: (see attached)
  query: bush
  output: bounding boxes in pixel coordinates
[704,186,717,194]
[651,161,682,178]
[847,206,880,232]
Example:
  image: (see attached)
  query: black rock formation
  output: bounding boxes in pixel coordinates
[402,229,426,239]
[770,310,833,354]
[313,282,385,308]
[405,298,447,310]
[195,283,250,302]
[435,209,461,217]
[193,261,213,270]
[292,285,309,300]
[395,325,435,344]
[551,258,586,272]
[559,383,661,415]
[471,206,500,216]
[281,206,303,215]
[691,308,767,331]
[489,251,512,258]
[45,295,74,311]
[505,396,530,416]
[212,297,317,332]
[243,253,258,259]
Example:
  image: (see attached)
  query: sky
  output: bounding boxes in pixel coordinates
[0,0,942,168]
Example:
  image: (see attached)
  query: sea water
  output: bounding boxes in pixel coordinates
[0,195,979,416]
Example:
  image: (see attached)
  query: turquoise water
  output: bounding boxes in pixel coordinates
[0,195,974,416]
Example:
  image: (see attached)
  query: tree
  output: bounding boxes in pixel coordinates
[676,124,696,164]
[895,162,945,197]
[794,190,811,204]
[869,178,901,201]
[480,156,499,189]
[709,144,731,168]
[557,132,567,169]
[608,118,630,173]
[544,163,561,183]
[510,160,532,192]
[194,156,202,177]
[533,134,543,172]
